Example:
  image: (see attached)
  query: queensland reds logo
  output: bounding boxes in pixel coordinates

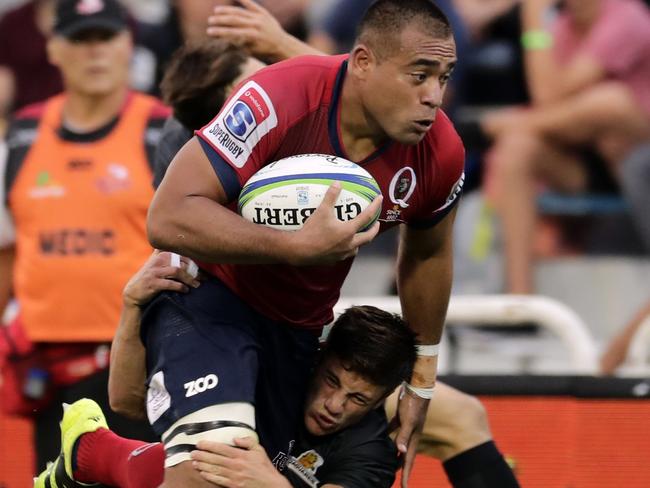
[225,88,271,142]
[388,167,417,208]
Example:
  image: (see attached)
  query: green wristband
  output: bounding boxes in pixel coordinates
[521,30,553,50]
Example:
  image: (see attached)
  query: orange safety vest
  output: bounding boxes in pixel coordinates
[8,93,156,342]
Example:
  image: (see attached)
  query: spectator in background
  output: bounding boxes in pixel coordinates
[259,0,309,40]
[0,0,177,114]
[307,0,373,54]
[599,143,650,375]
[0,0,168,472]
[482,0,650,294]
[600,298,650,374]
[135,0,309,98]
[620,143,650,250]
[0,0,61,120]
[135,0,227,96]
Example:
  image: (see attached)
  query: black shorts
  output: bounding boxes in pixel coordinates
[140,275,320,458]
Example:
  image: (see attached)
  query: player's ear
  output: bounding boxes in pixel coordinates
[349,44,376,80]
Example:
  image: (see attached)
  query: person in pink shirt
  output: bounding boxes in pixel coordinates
[482,0,650,294]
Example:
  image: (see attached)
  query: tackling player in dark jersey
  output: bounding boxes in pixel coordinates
[36,254,416,488]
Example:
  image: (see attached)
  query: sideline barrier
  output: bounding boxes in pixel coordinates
[336,294,600,374]
[1,296,612,486]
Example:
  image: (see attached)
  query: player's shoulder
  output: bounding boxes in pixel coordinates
[260,54,346,76]
[251,54,346,96]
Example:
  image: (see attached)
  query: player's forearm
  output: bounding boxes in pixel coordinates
[272,33,324,62]
[397,243,453,345]
[147,194,296,265]
[108,304,147,420]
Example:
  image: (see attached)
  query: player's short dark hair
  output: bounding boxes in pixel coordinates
[323,305,417,394]
[355,0,452,60]
[160,40,248,130]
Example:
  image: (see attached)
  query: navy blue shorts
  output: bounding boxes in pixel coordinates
[140,275,320,459]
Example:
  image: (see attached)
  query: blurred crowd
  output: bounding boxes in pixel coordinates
[2,0,649,277]
[1,0,650,467]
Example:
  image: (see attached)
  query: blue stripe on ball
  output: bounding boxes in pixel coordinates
[239,172,380,201]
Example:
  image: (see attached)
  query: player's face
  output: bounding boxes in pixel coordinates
[361,29,456,145]
[303,356,388,436]
[48,29,132,97]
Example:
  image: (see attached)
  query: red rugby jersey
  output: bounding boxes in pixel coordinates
[196,55,465,330]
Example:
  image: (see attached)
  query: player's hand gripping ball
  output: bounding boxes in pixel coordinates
[238,154,382,231]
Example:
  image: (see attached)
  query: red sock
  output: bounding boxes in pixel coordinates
[74,429,165,488]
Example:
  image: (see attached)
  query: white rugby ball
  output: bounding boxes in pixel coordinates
[238,154,381,231]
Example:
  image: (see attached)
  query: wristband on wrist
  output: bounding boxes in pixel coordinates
[416,344,439,357]
[521,30,553,50]
[403,381,435,400]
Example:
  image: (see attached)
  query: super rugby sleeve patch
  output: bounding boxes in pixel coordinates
[200,81,278,169]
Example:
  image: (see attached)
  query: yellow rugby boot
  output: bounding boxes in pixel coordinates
[33,399,108,488]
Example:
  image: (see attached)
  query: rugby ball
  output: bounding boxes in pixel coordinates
[238,154,381,231]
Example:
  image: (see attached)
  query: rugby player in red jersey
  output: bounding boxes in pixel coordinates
[146,1,463,486]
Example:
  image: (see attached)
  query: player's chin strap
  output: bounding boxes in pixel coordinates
[403,344,439,400]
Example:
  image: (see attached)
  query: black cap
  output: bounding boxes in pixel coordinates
[54,0,128,38]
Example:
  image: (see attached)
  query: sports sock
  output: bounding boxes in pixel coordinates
[74,429,164,487]
[442,440,520,488]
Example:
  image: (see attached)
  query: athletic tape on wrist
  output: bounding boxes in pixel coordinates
[403,382,435,400]
[416,344,439,357]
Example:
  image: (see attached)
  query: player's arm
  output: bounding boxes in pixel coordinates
[207,0,322,62]
[191,437,347,488]
[108,251,200,419]
[393,206,457,488]
[147,137,381,265]
[191,437,293,488]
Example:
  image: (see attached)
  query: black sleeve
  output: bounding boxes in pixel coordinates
[151,117,193,188]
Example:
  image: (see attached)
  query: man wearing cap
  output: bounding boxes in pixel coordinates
[0,0,169,471]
